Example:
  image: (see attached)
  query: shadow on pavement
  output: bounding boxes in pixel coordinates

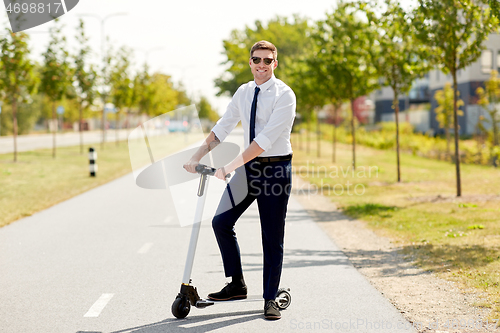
[110,309,263,333]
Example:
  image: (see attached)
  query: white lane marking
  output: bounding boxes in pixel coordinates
[137,242,153,254]
[84,293,114,318]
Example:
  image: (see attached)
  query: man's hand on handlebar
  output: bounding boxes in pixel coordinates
[215,165,233,181]
[183,159,199,173]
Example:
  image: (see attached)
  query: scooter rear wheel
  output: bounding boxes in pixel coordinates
[172,295,190,319]
[276,289,291,310]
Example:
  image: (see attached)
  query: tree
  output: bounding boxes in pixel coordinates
[73,19,97,154]
[476,70,500,147]
[301,43,344,159]
[314,1,379,169]
[135,63,153,116]
[435,82,464,160]
[363,0,430,182]
[413,0,499,196]
[292,52,328,156]
[39,21,74,158]
[490,0,500,19]
[109,46,133,146]
[197,96,219,122]
[99,40,114,148]
[148,73,182,117]
[215,15,312,97]
[0,29,37,162]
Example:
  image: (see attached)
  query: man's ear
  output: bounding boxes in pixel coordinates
[274,60,278,69]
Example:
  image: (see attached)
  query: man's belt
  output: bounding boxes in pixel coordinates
[255,154,292,163]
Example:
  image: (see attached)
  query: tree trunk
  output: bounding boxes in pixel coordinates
[332,104,339,163]
[101,96,106,150]
[12,98,18,162]
[297,128,301,150]
[452,69,461,197]
[52,101,56,158]
[445,126,451,161]
[351,98,356,170]
[493,114,499,147]
[116,111,120,147]
[393,88,401,182]
[79,102,83,154]
[126,108,131,139]
[307,114,311,154]
[316,110,321,158]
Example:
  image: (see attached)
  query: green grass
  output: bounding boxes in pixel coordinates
[0,133,199,228]
[292,134,500,317]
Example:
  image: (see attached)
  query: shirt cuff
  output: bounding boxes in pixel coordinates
[211,124,228,142]
[254,133,271,151]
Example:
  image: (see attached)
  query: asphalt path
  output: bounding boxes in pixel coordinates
[0,130,129,154]
[0,130,417,332]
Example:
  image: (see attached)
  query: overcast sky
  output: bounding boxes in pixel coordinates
[2,0,415,114]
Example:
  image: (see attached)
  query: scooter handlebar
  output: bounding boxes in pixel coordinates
[195,164,231,179]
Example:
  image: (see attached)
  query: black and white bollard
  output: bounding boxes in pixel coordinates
[89,147,97,177]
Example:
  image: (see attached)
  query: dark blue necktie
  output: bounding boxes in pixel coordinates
[249,86,260,144]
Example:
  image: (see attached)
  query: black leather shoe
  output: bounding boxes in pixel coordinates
[207,282,247,301]
[264,300,281,320]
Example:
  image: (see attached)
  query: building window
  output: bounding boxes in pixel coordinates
[481,49,493,74]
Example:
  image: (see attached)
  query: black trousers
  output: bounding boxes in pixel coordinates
[212,159,292,300]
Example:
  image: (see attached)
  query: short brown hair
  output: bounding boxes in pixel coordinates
[250,40,277,59]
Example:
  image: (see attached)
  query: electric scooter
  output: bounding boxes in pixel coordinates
[171,164,291,319]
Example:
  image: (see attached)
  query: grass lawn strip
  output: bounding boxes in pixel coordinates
[292,134,500,318]
[0,133,199,228]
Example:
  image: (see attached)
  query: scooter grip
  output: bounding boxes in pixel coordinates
[195,164,231,178]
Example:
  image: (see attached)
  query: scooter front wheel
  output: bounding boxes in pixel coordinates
[172,295,191,319]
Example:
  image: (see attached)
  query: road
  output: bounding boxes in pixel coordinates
[0,130,416,332]
[0,129,129,154]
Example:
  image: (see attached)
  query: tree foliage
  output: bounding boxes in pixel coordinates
[215,15,312,97]
[39,20,74,157]
[434,82,464,158]
[363,0,430,181]
[476,70,500,146]
[312,0,379,168]
[74,19,97,152]
[0,29,37,161]
[413,0,499,196]
[110,46,133,113]
[197,96,219,122]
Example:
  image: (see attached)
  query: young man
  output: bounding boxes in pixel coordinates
[183,40,296,320]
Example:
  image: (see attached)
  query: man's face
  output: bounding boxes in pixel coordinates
[249,49,278,85]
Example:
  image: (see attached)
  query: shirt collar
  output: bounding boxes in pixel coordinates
[254,75,276,92]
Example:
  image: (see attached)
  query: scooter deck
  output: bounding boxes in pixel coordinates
[195,295,263,308]
[207,295,264,303]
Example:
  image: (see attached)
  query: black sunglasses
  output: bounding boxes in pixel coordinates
[251,57,275,65]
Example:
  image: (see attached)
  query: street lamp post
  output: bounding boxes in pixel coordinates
[79,12,127,149]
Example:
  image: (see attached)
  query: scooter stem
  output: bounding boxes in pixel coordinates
[182,174,210,285]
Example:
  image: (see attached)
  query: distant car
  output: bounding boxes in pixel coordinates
[165,120,189,132]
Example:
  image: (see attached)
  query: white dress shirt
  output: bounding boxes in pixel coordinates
[211,75,296,157]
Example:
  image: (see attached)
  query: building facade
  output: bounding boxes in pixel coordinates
[373,32,500,135]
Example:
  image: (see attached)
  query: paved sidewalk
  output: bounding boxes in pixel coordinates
[0,130,416,332]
